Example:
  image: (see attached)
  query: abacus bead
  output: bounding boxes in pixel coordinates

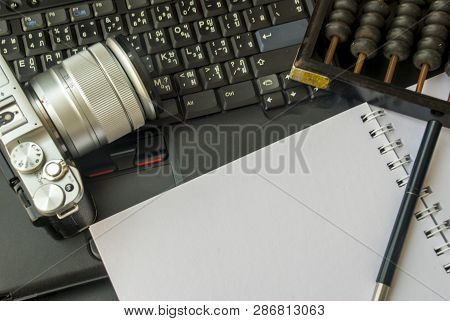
[417,37,446,54]
[391,15,418,29]
[400,0,427,7]
[355,24,381,43]
[334,0,359,14]
[413,49,442,71]
[421,24,448,41]
[351,37,378,58]
[329,9,357,25]
[425,11,450,27]
[396,2,422,18]
[325,21,352,42]
[384,40,411,61]
[360,12,385,28]
[364,0,390,17]
[387,27,414,46]
[430,0,450,14]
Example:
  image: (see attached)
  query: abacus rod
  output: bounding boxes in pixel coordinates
[416,64,429,93]
[384,55,399,84]
[354,53,367,74]
[324,36,339,65]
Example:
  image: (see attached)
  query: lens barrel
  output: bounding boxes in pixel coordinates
[28,37,156,158]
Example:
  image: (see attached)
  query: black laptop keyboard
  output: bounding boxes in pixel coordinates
[0,0,310,123]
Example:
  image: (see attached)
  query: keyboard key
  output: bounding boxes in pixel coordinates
[23,30,49,56]
[206,38,233,63]
[255,19,307,52]
[226,0,252,11]
[40,51,63,70]
[126,0,149,9]
[102,15,126,38]
[144,29,171,53]
[175,0,202,23]
[267,0,307,25]
[194,18,221,42]
[158,99,182,122]
[126,9,153,34]
[151,4,178,28]
[253,0,277,5]
[181,44,208,68]
[153,75,176,99]
[70,4,93,22]
[256,74,280,94]
[249,45,297,78]
[243,6,270,31]
[66,46,88,57]
[217,80,259,110]
[101,15,126,38]
[169,23,196,48]
[76,21,102,45]
[224,58,252,83]
[0,36,24,61]
[201,0,227,17]
[263,91,285,110]
[183,90,221,119]
[126,34,146,56]
[230,33,258,57]
[285,86,309,104]
[141,55,157,76]
[93,0,116,17]
[218,12,246,37]
[155,49,183,74]
[14,56,39,82]
[279,71,297,89]
[22,13,45,31]
[49,25,76,50]
[46,8,70,26]
[199,64,228,89]
[0,20,10,36]
[174,69,202,95]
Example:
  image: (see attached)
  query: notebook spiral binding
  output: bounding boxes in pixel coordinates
[362,108,450,273]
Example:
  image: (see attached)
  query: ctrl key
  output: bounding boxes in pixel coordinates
[183,90,221,120]
[217,80,259,111]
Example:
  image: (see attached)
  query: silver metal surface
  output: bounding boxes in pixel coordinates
[29,41,149,158]
[378,139,403,155]
[424,220,450,239]
[43,159,68,181]
[106,37,156,120]
[435,243,450,256]
[387,154,412,170]
[415,203,442,220]
[372,283,390,301]
[33,183,65,214]
[361,109,385,122]
[10,142,44,173]
[369,124,394,138]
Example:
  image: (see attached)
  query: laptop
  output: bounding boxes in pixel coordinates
[0,0,326,299]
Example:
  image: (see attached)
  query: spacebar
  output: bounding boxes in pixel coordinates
[249,46,298,78]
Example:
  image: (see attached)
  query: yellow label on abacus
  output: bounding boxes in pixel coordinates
[290,67,330,90]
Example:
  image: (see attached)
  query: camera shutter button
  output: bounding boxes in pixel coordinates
[33,184,65,214]
[43,160,68,181]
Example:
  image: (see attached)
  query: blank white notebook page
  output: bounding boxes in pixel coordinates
[90,103,450,300]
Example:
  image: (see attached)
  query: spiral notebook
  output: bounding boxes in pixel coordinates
[90,82,450,300]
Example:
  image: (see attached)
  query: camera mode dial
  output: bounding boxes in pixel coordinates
[10,142,44,174]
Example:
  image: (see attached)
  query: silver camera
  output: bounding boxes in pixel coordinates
[0,36,158,238]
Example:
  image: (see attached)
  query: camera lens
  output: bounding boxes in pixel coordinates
[27,36,157,158]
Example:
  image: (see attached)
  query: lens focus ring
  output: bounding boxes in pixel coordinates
[61,47,145,145]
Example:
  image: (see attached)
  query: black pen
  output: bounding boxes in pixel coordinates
[373,120,442,301]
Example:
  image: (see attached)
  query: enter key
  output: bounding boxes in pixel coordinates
[255,19,308,53]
